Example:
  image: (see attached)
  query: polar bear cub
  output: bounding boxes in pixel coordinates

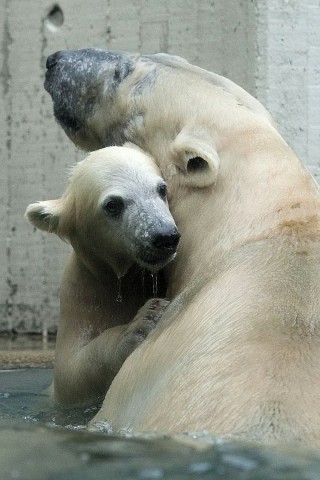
[27,144,180,276]
[25,144,180,405]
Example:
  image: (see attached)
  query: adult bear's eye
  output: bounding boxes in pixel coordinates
[157,183,167,199]
[103,196,125,218]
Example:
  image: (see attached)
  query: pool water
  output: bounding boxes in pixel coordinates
[0,368,102,428]
[1,368,320,479]
[0,369,53,421]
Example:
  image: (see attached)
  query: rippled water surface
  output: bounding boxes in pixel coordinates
[2,368,320,479]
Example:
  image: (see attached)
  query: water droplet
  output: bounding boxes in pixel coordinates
[221,454,258,471]
[0,392,10,398]
[151,273,158,297]
[141,269,146,298]
[10,469,20,479]
[138,468,163,479]
[80,452,91,463]
[116,277,122,303]
[189,462,212,473]
[90,420,113,433]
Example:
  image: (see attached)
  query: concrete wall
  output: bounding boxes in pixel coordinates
[0,0,319,334]
[255,0,320,180]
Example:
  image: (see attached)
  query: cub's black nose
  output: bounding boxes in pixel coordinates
[152,230,181,251]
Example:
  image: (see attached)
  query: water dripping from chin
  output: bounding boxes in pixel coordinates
[151,272,158,297]
[116,276,123,303]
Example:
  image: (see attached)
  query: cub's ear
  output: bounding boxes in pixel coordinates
[25,200,61,233]
[171,128,220,187]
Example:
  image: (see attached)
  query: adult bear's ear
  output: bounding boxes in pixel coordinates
[25,200,61,233]
[171,128,220,187]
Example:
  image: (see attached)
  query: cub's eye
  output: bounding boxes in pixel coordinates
[103,197,125,218]
[157,183,167,199]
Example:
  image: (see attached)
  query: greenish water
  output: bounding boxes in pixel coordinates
[1,369,320,479]
[0,368,100,428]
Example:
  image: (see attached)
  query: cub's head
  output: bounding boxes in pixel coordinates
[25,145,180,278]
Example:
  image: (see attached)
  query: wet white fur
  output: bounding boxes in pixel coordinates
[25,145,178,404]
[74,53,320,446]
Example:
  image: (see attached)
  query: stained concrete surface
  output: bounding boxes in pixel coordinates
[0,336,54,368]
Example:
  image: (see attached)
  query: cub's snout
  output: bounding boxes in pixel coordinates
[138,225,180,270]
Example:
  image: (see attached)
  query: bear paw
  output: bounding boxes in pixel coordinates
[113,298,169,369]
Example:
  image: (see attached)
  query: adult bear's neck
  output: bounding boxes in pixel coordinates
[167,129,320,298]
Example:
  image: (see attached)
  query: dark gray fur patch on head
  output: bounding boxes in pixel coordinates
[124,112,145,146]
[44,48,135,133]
[102,124,129,148]
[131,67,158,96]
[113,60,134,85]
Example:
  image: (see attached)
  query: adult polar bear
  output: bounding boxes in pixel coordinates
[45,49,320,445]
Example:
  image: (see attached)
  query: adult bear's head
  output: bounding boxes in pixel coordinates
[45,49,274,191]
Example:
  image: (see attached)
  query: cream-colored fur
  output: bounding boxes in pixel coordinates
[93,56,320,445]
[25,145,178,405]
[45,50,320,445]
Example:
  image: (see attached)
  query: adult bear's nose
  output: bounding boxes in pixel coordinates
[46,51,64,69]
[152,229,181,251]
